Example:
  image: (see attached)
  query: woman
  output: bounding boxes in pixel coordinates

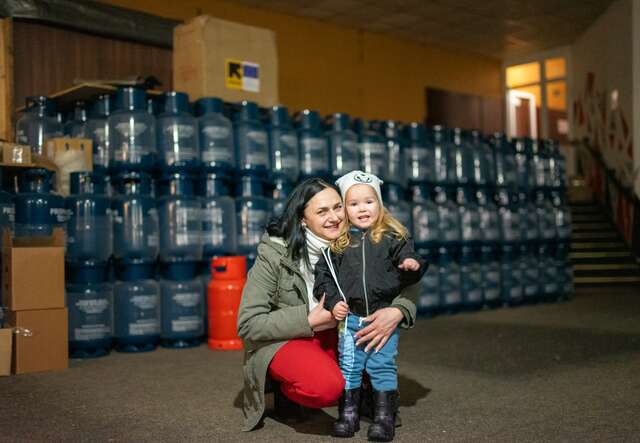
[237,178,418,431]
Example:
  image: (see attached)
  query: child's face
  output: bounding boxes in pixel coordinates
[345,184,380,230]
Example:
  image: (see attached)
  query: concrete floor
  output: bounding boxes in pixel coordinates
[2,286,640,442]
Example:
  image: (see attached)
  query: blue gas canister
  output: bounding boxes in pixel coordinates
[359,124,387,181]
[298,110,329,180]
[434,186,461,248]
[66,266,113,358]
[476,188,500,246]
[326,113,360,180]
[479,245,501,308]
[195,97,235,174]
[438,246,462,313]
[456,186,481,246]
[112,172,159,265]
[84,94,113,174]
[113,263,160,353]
[14,168,66,238]
[518,191,540,245]
[513,137,532,191]
[382,121,405,187]
[470,130,496,187]
[491,133,518,190]
[520,243,540,303]
[410,184,439,256]
[466,130,489,187]
[270,177,294,219]
[496,188,521,246]
[157,173,203,263]
[431,126,454,187]
[383,183,412,234]
[267,106,299,183]
[109,87,157,173]
[157,91,200,173]
[404,123,432,185]
[450,128,474,186]
[160,263,204,348]
[460,246,483,310]
[66,172,112,267]
[535,190,557,243]
[418,249,440,317]
[16,96,63,156]
[551,189,572,242]
[200,172,237,259]
[235,101,269,176]
[500,244,523,306]
[539,243,559,301]
[547,139,567,189]
[235,173,270,268]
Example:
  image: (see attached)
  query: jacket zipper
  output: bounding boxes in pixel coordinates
[361,232,370,317]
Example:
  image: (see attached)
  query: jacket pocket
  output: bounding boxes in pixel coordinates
[275,274,303,307]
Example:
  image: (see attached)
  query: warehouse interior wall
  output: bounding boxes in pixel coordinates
[98,0,502,124]
[571,0,634,194]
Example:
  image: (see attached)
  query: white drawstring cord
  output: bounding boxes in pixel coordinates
[321,247,349,334]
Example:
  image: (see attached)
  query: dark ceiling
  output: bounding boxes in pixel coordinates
[233,0,615,59]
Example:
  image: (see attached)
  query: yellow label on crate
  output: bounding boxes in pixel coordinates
[225,59,260,92]
[225,59,243,90]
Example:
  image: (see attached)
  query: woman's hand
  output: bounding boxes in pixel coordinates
[354,307,403,352]
[308,295,338,331]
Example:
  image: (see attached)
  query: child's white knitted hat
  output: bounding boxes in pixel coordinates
[335,170,384,203]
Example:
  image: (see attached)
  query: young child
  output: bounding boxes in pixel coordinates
[313,170,426,441]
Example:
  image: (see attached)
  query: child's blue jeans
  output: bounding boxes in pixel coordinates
[338,313,399,391]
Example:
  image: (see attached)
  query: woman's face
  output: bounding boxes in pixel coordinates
[302,187,344,240]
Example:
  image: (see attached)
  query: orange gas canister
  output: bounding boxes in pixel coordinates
[208,256,246,350]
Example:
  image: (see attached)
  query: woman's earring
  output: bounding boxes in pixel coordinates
[301,221,307,228]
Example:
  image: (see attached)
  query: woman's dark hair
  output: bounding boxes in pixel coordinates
[266,177,338,266]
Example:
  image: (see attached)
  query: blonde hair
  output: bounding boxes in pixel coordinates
[330,192,408,254]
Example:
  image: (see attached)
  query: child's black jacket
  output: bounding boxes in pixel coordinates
[313,230,427,317]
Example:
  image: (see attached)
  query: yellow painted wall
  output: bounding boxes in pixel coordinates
[100,0,502,123]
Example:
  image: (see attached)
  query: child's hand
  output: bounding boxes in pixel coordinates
[332,301,349,321]
[398,258,420,271]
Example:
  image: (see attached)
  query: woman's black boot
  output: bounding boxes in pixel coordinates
[333,388,361,437]
[367,390,398,442]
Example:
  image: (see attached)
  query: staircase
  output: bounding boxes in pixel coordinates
[569,199,640,286]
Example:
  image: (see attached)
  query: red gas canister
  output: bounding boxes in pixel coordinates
[208,256,246,350]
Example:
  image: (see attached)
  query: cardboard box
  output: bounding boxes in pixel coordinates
[45,137,92,196]
[0,328,12,376]
[173,15,278,106]
[2,228,65,311]
[0,141,31,166]
[5,308,68,374]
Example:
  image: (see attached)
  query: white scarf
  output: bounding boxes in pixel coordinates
[299,227,330,312]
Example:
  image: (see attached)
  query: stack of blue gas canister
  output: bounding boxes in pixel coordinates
[235,101,270,269]
[26,86,574,356]
[66,172,113,358]
[408,124,572,317]
[156,91,204,349]
[107,87,161,353]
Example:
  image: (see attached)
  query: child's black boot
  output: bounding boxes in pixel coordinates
[333,388,361,437]
[367,390,398,442]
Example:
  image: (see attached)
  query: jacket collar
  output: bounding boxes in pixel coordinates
[260,233,305,280]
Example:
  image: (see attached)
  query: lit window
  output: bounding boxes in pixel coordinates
[545,58,566,80]
[506,62,540,88]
